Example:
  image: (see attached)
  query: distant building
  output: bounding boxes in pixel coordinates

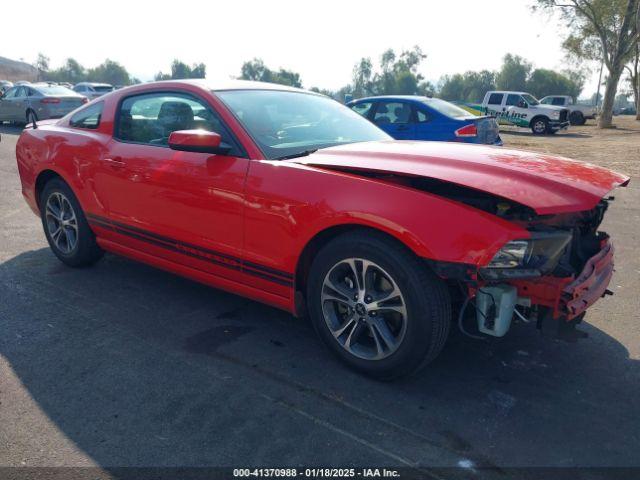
[0,56,38,82]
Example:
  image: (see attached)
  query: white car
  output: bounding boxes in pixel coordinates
[539,95,597,125]
[73,82,114,100]
[481,91,570,135]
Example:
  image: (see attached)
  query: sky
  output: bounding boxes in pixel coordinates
[2,0,603,98]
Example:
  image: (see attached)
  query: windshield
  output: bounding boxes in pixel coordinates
[521,94,539,106]
[93,85,114,92]
[423,98,473,119]
[216,90,391,159]
[35,86,77,96]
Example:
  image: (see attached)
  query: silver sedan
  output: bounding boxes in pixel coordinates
[0,84,87,124]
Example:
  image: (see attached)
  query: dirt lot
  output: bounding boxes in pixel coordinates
[0,121,638,478]
[501,115,640,177]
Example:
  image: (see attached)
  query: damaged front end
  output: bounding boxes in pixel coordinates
[470,198,617,340]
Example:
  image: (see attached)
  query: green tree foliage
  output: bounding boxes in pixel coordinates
[35,53,50,81]
[534,0,640,127]
[349,46,434,97]
[44,58,135,85]
[526,68,585,99]
[439,70,496,102]
[155,60,207,81]
[238,58,303,87]
[496,54,532,91]
[87,59,131,86]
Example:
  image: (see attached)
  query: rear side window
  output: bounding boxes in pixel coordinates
[350,102,373,118]
[374,102,412,124]
[415,108,429,123]
[70,102,103,129]
[505,94,521,106]
[487,93,503,105]
[115,91,242,156]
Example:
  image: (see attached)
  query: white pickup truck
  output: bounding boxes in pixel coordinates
[539,95,597,125]
[480,91,570,135]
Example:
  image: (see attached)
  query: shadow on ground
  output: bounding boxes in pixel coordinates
[1,248,638,475]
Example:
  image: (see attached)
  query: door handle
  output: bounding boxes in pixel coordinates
[101,157,125,168]
[397,125,410,131]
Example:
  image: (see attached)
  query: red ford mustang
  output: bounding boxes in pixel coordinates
[15,80,629,379]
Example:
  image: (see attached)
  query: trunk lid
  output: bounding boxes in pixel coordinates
[473,116,500,144]
[290,141,629,215]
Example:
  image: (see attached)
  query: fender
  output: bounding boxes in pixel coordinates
[242,161,531,281]
[17,124,111,217]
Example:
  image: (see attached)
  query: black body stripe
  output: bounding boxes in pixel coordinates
[87,213,293,287]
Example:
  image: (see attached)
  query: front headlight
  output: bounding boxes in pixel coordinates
[481,231,572,280]
[486,240,531,268]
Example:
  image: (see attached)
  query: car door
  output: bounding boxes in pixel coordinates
[12,87,29,121]
[412,104,447,140]
[0,87,18,120]
[371,101,416,139]
[0,86,25,121]
[95,90,251,284]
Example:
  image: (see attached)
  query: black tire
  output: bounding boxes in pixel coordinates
[569,111,585,126]
[530,117,549,135]
[39,178,103,267]
[26,109,38,125]
[307,231,451,380]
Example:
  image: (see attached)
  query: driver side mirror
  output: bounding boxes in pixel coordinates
[168,129,230,155]
[517,101,528,108]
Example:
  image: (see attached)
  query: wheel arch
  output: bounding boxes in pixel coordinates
[34,169,66,209]
[529,114,549,127]
[293,223,423,316]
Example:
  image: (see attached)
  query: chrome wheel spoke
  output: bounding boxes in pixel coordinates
[331,317,356,339]
[321,257,408,361]
[344,321,366,349]
[371,318,398,351]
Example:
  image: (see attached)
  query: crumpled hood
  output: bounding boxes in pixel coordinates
[290,141,629,215]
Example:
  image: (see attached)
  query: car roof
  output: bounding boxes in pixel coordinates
[351,95,430,103]
[486,91,529,95]
[76,82,113,87]
[180,79,315,94]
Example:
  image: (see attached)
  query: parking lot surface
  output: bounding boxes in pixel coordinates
[1,124,639,476]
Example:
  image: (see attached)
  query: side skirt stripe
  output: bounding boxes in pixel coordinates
[86,213,293,287]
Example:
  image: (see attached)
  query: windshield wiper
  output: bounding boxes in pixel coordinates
[274,149,318,161]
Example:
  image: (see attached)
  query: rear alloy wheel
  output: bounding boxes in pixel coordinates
[531,117,549,135]
[40,178,103,267]
[307,232,451,380]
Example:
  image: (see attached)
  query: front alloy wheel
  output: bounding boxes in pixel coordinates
[307,231,451,380]
[321,258,407,360]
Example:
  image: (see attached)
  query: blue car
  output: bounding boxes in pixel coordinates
[347,95,502,145]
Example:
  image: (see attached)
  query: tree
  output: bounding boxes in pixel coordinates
[535,0,640,127]
[438,73,466,101]
[238,58,302,87]
[526,68,584,99]
[351,57,374,98]
[438,70,496,103]
[496,54,532,91]
[46,58,86,84]
[35,53,49,81]
[624,44,640,118]
[87,59,131,86]
[155,60,207,81]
